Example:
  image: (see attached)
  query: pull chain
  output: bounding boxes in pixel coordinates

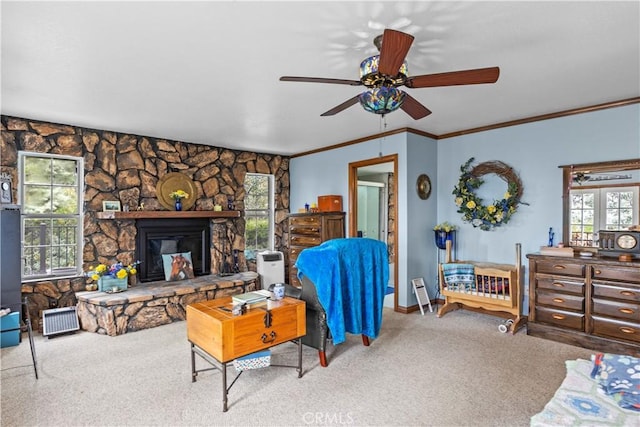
[379,115,388,157]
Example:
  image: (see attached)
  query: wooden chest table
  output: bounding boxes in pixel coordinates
[186,296,306,411]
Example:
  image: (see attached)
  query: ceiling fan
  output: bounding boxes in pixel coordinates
[280,29,500,120]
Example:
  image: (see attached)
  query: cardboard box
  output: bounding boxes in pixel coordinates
[317,195,342,212]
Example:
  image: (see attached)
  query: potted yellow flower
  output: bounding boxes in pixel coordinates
[86,261,140,293]
[169,189,189,211]
[433,222,458,250]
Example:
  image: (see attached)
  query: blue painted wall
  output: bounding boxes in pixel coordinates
[291,103,640,311]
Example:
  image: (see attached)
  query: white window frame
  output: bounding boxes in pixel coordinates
[244,173,274,258]
[18,152,84,280]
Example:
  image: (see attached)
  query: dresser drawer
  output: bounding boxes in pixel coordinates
[289,246,304,263]
[592,266,640,284]
[535,307,584,331]
[592,281,640,303]
[592,315,640,344]
[536,261,585,277]
[290,235,322,246]
[536,290,584,311]
[289,216,320,227]
[592,298,639,321]
[535,276,584,295]
[289,225,321,235]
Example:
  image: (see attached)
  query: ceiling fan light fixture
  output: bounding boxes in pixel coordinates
[359,55,408,87]
[358,87,406,115]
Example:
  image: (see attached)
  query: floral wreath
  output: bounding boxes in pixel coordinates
[453,158,525,231]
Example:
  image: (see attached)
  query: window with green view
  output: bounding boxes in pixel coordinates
[570,186,638,247]
[244,173,274,260]
[19,152,84,279]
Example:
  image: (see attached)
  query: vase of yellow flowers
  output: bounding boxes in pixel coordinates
[169,189,189,211]
[86,261,140,292]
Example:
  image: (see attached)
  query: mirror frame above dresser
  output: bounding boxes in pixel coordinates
[560,158,640,246]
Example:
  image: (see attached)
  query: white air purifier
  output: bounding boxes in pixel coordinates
[256,251,284,290]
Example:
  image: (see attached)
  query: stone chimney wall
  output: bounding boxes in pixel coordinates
[0,116,291,330]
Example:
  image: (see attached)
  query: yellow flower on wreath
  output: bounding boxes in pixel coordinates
[487,205,497,214]
[466,200,476,209]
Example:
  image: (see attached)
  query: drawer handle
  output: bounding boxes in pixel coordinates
[619,327,636,335]
[261,331,277,344]
[552,282,565,288]
[552,265,566,270]
[552,314,566,320]
[619,308,635,315]
[552,298,565,303]
[620,291,636,297]
[594,269,601,275]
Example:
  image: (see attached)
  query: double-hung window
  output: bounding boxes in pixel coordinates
[570,186,638,247]
[244,173,274,260]
[19,152,84,279]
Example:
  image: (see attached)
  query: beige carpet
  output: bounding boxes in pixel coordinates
[1,308,595,427]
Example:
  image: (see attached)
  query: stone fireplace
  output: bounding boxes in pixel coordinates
[135,218,211,282]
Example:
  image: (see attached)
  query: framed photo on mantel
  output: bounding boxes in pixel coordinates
[102,201,121,212]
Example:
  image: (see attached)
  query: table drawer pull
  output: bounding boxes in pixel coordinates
[552,314,566,320]
[553,298,565,303]
[594,269,601,275]
[553,265,566,270]
[553,282,565,288]
[621,290,636,297]
[261,331,276,344]
[620,327,636,335]
[619,308,635,315]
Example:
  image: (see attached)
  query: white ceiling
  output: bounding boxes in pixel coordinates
[2,1,639,156]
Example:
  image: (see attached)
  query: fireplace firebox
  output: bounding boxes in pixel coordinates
[135,218,211,282]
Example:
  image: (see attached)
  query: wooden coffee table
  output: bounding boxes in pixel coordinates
[187,296,306,411]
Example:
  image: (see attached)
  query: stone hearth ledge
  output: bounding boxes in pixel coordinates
[76,272,259,336]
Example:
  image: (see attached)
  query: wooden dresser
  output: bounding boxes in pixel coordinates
[287,212,345,287]
[527,253,640,356]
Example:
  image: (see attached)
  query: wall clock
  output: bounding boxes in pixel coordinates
[416,174,431,200]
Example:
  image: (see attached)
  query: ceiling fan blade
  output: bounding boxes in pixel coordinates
[400,93,432,120]
[378,29,414,76]
[320,95,360,116]
[406,67,500,88]
[280,76,362,86]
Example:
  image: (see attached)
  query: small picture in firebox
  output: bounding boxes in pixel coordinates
[162,252,195,282]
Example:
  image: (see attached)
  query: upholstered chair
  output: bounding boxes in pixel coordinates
[284,278,330,367]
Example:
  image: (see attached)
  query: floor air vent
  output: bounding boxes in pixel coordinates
[42,306,80,337]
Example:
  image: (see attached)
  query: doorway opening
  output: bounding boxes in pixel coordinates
[349,154,398,311]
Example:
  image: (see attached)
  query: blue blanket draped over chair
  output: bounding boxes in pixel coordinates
[295,238,389,345]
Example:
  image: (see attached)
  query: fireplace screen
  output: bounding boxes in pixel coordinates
[135,219,211,282]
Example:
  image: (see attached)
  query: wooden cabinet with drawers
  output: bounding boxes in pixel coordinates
[287,212,345,287]
[527,253,640,356]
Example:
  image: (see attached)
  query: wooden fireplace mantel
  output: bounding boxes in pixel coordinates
[96,210,241,220]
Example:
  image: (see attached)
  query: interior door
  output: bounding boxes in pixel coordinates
[349,155,398,311]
